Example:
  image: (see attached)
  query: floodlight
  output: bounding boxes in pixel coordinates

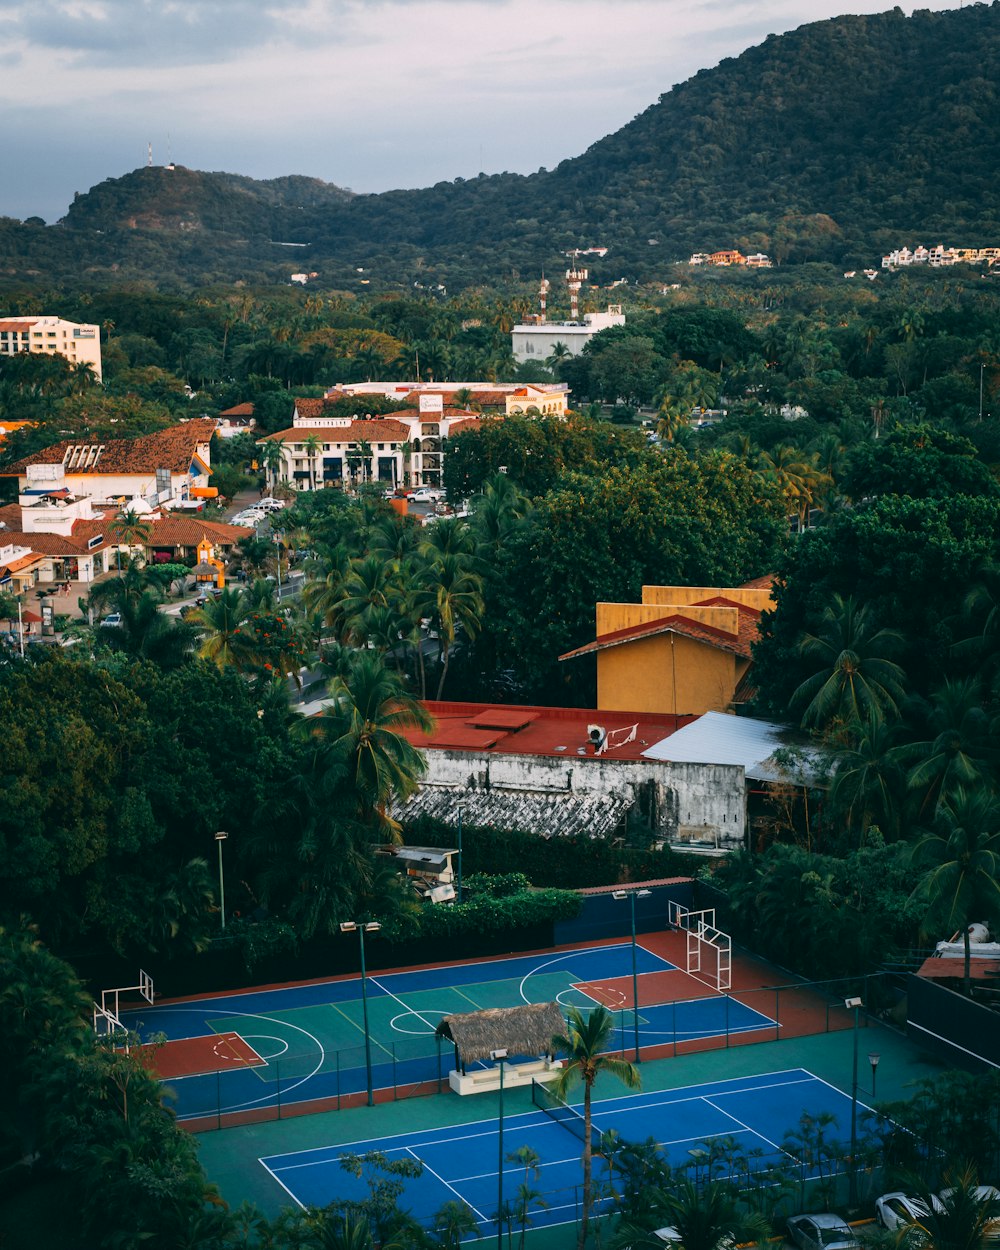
[845,996,862,1009]
[490,1048,508,1061]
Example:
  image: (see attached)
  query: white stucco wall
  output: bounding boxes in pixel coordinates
[418,748,745,850]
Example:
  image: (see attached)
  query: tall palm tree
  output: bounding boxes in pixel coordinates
[187,587,260,671]
[108,508,154,573]
[415,552,483,699]
[791,594,907,732]
[552,1005,641,1250]
[828,711,907,843]
[909,788,1000,995]
[259,438,286,493]
[895,677,996,820]
[309,650,434,840]
[301,433,323,491]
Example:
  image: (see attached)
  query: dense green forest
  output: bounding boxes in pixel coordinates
[5,7,1000,290]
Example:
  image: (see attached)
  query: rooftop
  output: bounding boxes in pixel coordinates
[0,418,218,478]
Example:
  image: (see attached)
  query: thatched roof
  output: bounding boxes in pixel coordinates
[435,1002,566,1066]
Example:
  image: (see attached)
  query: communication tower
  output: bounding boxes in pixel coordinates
[565,264,588,321]
[538,277,550,324]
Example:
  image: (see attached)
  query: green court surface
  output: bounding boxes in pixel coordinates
[195,1023,947,1240]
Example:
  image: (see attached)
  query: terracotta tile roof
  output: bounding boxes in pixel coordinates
[0,418,218,477]
[0,552,45,575]
[260,420,411,443]
[219,403,255,417]
[294,398,326,419]
[0,319,38,331]
[0,529,97,556]
[689,595,763,653]
[446,418,481,435]
[150,516,252,545]
[739,574,776,590]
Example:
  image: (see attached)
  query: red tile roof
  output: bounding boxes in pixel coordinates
[0,418,218,477]
[149,516,252,545]
[559,610,754,663]
[261,420,411,444]
[739,574,776,590]
[219,403,255,417]
[401,701,692,760]
[0,320,38,331]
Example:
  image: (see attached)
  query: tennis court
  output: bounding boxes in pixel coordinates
[261,1067,871,1231]
[122,941,776,1126]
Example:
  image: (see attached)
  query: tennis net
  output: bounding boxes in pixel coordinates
[531,1078,588,1149]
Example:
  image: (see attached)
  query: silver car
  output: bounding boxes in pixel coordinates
[786,1214,859,1250]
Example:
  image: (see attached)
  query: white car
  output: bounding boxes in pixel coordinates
[232,511,264,525]
[409,487,445,503]
[875,1192,943,1233]
[256,497,286,512]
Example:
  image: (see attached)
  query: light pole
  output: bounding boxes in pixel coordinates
[341,921,381,1106]
[613,888,651,1062]
[491,1047,508,1250]
[456,802,463,903]
[868,1051,880,1098]
[845,995,862,1206]
[214,831,228,930]
[273,533,282,602]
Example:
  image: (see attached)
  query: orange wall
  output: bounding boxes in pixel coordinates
[641,585,774,611]
[596,632,738,717]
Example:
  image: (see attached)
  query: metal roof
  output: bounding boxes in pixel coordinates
[641,711,823,786]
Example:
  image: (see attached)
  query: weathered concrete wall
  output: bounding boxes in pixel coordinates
[418,749,745,849]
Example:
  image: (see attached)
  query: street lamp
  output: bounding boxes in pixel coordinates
[214,831,228,930]
[868,1051,880,1098]
[456,802,463,903]
[613,888,652,1062]
[845,995,862,1206]
[273,533,282,602]
[491,1047,508,1250]
[341,921,381,1106]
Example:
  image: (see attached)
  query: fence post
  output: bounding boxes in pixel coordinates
[437,1036,443,1093]
[336,1049,341,1111]
[217,1069,222,1132]
[725,993,730,1048]
[276,1059,281,1120]
[393,1042,398,1101]
[776,987,780,1042]
[673,999,678,1058]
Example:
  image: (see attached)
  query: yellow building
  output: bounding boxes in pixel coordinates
[0,316,103,381]
[560,579,775,718]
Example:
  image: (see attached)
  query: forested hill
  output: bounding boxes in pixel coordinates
[8,4,1000,289]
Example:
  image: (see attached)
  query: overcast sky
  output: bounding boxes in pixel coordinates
[3,0,959,223]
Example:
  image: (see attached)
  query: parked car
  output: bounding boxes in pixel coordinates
[786,1214,859,1250]
[232,511,264,525]
[99,613,122,628]
[937,1186,1000,1242]
[256,497,286,512]
[875,1192,943,1233]
[408,486,445,503]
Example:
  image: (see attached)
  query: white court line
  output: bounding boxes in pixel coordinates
[407,1146,488,1223]
[259,1156,306,1209]
[701,1097,787,1154]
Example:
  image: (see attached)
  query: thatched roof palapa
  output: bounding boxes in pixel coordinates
[435,1002,565,1066]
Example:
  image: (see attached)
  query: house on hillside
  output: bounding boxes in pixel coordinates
[559,579,775,718]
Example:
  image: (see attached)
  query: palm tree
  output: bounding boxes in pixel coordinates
[613,1179,770,1250]
[909,788,1000,995]
[416,551,483,699]
[259,438,285,493]
[108,508,154,573]
[895,677,996,820]
[791,594,907,732]
[187,587,260,670]
[828,712,907,843]
[301,433,323,490]
[309,649,435,839]
[908,1163,1000,1250]
[552,1005,641,1250]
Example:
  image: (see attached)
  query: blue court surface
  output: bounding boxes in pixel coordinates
[121,943,776,1122]
[261,1068,871,1231]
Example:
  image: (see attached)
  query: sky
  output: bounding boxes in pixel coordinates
[3,0,960,224]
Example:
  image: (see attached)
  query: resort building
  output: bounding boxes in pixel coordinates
[0,316,103,381]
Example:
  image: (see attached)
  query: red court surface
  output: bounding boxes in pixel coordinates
[138,1031,265,1080]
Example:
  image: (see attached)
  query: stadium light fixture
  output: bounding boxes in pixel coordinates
[341,921,381,1105]
[214,832,228,931]
[491,1049,509,1250]
[844,995,863,1205]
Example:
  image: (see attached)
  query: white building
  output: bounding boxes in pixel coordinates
[0,316,103,382]
[323,381,570,418]
[511,306,625,364]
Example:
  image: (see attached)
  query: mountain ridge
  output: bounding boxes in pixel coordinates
[7,4,1000,289]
